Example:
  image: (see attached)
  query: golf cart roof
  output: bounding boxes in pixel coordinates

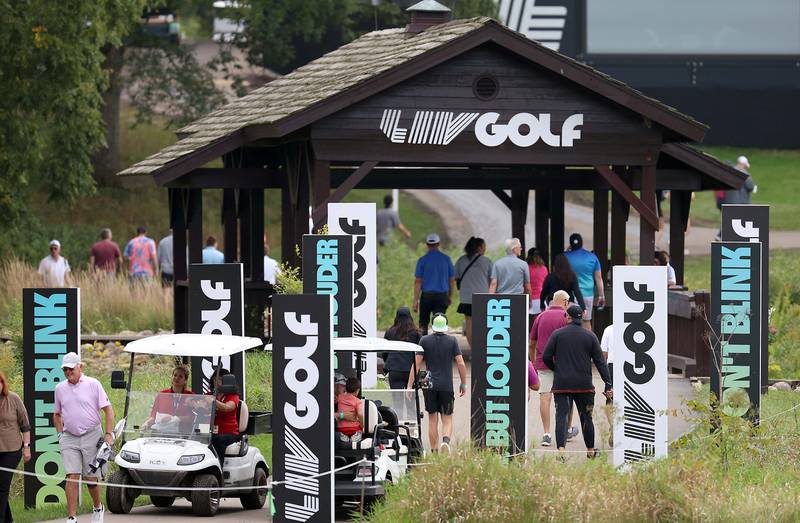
[265,336,423,353]
[124,333,263,357]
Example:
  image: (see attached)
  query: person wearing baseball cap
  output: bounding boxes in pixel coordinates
[542,305,612,458]
[408,314,467,454]
[38,239,71,287]
[724,155,756,205]
[564,232,604,330]
[413,233,455,335]
[54,352,115,522]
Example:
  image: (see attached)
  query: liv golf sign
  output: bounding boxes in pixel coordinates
[613,266,668,467]
[380,109,584,147]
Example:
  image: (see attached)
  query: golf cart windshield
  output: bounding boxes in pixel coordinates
[123,391,215,444]
[362,388,420,432]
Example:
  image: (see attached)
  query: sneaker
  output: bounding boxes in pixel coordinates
[91,504,104,523]
[439,437,451,455]
[66,517,78,523]
[587,448,600,459]
[566,426,579,441]
[541,433,552,447]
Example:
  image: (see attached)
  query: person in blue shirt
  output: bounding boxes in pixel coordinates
[413,233,455,335]
[564,233,605,329]
[202,236,225,264]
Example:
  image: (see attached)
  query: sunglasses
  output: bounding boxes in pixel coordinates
[62,367,76,374]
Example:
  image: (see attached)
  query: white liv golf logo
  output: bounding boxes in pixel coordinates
[200,279,233,392]
[380,109,583,147]
[283,312,321,522]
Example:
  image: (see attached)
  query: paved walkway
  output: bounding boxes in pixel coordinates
[409,189,800,255]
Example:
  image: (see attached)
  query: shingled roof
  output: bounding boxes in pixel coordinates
[119,17,707,178]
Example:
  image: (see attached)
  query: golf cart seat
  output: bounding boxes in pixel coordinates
[377,404,408,459]
[218,374,249,457]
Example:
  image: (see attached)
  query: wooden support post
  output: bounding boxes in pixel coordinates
[593,189,609,280]
[222,188,237,263]
[511,189,529,252]
[251,188,265,282]
[534,189,550,266]
[639,165,657,265]
[239,189,252,278]
[281,185,297,268]
[670,190,692,285]
[311,160,376,226]
[170,189,188,334]
[187,189,203,264]
[550,189,565,261]
[310,159,331,230]
[610,187,629,268]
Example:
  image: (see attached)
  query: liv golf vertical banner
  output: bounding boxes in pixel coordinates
[711,242,761,421]
[722,204,769,393]
[189,263,245,396]
[272,294,334,523]
[328,203,378,387]
[470,294,528,454]
[22,288,80,508]
[612,267,668,467]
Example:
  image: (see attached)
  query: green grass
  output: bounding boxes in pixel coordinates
[689,146,800,230]
[368,391,800,522]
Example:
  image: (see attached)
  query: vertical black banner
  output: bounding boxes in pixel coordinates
[721,204,769,392]
[711,242,761,421]
[272,294,334,523]
[189,263,245,397]
[470,294,528,454]
[23,288,80,508]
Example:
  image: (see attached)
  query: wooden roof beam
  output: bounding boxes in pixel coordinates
[594,164,660,230]
[311,160,378,225]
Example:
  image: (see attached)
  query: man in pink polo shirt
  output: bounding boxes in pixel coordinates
[54,352,115,523]
[530,290,572,447]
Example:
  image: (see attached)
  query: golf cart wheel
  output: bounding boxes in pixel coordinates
[150,495,175,508]
[240,466,268,509]
[107,470,135,514]
[191,473,220,516]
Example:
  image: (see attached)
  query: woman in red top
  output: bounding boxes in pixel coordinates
[143,366,194,431]
[209,369,240,470]
[526,247,549,326]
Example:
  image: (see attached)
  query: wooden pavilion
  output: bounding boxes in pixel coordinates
[119,4,746,339]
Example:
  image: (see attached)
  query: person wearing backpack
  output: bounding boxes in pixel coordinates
[453,237,493,348]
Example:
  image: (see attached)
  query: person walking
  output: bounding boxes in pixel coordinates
[376,194,411,246]
[124,226,158,285]
[413,233,456,335]
[564,233,605,329]
[526,247,548,325]
[0,370,31,523]
[89,229,121,275]
[530,290,576,447]
[454,237,492,348]
[157,230,174,286]
[407,314,467,454]
[542,305,612,458]
[489,238,531,298]
[38,240,71,287]
[54,352,115,523]
[540,254,585,313]
[725,156,756,205]
[202,236,225,264]
[384,307,422,419]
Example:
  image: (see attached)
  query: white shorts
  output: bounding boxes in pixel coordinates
[538,369,554,394]
[582,297,594,321]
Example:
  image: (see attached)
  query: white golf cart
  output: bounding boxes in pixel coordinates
[107,334,270,516]
[267,337,425,508]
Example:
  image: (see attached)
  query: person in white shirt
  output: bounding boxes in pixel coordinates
[38,240,71,287]
[600,323,615,445]
[263,244,280,285]
[655,251,678,287]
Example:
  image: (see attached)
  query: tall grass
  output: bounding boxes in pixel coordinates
[0,259,173,337]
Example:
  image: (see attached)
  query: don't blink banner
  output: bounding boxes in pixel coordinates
[470,293,528,454]
[189,263,245,397]
[711,242,762,421]
[23,288,80,508]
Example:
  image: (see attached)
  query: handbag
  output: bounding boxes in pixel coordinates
[456,254,481,290]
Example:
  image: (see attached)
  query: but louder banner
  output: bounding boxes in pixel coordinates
[612,266,668,467]
[189,263,245,396]
[328,203,378,387]
[721,204,769,393]
[711,242,762,421]
[23,288,80,508]
[470,294,528,454]
[272,294,334,523]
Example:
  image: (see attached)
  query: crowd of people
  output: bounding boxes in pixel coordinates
[37,227,282,288]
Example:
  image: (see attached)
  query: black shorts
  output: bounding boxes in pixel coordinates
[423,389,454,415]
[161,273,174,287]
[457,303,472,316]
